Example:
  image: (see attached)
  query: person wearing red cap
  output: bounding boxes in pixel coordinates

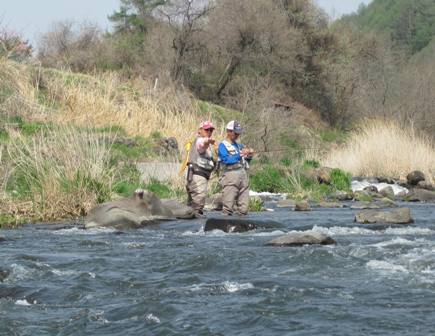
[186,121,217,217]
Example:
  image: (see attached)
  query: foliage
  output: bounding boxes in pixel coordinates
[342,0,435,54]
[144,178,173,199]
[249,197,264,212]
[330,169,351,191]
[250,165,287,193]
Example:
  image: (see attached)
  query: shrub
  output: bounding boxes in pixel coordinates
[144,178,173,199]
[250,165,286,193]
[330,168,351,191]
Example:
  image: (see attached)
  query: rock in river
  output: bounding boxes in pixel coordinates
[355,208,413,224]
[406,189,435,203]
[204,218,258,233]
[295,201,311,211]
[265,232,336,246]
[85,189,195,230]
[406,170,426,186]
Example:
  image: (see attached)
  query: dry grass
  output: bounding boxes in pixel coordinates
[2,60,206,148]
[322,120,435,183]
[5,125,114,220]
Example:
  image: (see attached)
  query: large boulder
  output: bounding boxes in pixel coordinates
[204,218,258,233]
[354,208,413,224]
[406,170,426,186]
[265,232,336,246]
[406,189,435,203]
[85,189,194,230]
[295,201,311,211]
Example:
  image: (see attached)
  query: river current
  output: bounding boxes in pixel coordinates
[1,203,435,335]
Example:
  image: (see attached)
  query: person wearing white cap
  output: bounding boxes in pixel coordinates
[218,120,254,215]
[186,121,217,217]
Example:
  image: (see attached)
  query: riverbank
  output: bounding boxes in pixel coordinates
[1,59,434,228]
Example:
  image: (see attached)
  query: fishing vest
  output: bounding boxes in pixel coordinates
[188,137,215,174]
[220,140,246,171]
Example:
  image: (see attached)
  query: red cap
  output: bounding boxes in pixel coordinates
[200,121,215,130]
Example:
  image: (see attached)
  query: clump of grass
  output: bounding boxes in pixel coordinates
[249,197,264,212]
[323,120,435,183]
[5,125,114,220]
[330,168,351,191]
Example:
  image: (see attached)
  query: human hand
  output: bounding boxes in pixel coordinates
[207,138,216,145]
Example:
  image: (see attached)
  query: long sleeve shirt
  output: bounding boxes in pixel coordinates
[218,141,243,166]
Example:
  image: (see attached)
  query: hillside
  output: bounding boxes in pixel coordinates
[341,0,435,54]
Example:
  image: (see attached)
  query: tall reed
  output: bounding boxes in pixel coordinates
[322,120,435,183]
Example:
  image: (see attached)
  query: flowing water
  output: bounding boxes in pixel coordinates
[1,203,435,335]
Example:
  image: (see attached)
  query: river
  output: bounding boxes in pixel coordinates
[1,202,435,335]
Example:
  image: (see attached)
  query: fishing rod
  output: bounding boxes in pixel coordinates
[252,147,327,154]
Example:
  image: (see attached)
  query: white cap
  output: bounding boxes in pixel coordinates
[226,120,242,134]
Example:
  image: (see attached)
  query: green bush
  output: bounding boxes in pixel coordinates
[330,168,351,191]
[250,165,286,193]
[144,178,173,199]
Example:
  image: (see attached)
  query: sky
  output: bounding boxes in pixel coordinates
[0,0,373,46]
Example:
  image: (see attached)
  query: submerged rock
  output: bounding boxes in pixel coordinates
[295,201,311,211]
[0,268,10,282]
[407,170,426,186]
[85,189,195,230]
[0,236,6,243]
[355,208,413,224]
[204,218,258,233]
[265,232,336,246]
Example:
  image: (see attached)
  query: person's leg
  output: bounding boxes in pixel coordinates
[220,171,238,215]
[190,174,208,213]
[236,171,250,215]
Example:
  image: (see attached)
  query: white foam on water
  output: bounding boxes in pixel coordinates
[312,225,381,236]
[222,281,254,293]
[52,227,116,235]
[146,314,161,324]
[249,190,287,199]
[184,281,254,294]
[366,260,409,274]
[351,180,408,196]
[122,242,147,248]
[9,263,34,281]
[250,230,286,237]
[371,237,422,248]
[50,269,79,277]
[15,299,33,306]
[385,227,435,235]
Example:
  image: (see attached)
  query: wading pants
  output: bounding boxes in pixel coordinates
[186,174,208,212]
[220,169,249,215]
